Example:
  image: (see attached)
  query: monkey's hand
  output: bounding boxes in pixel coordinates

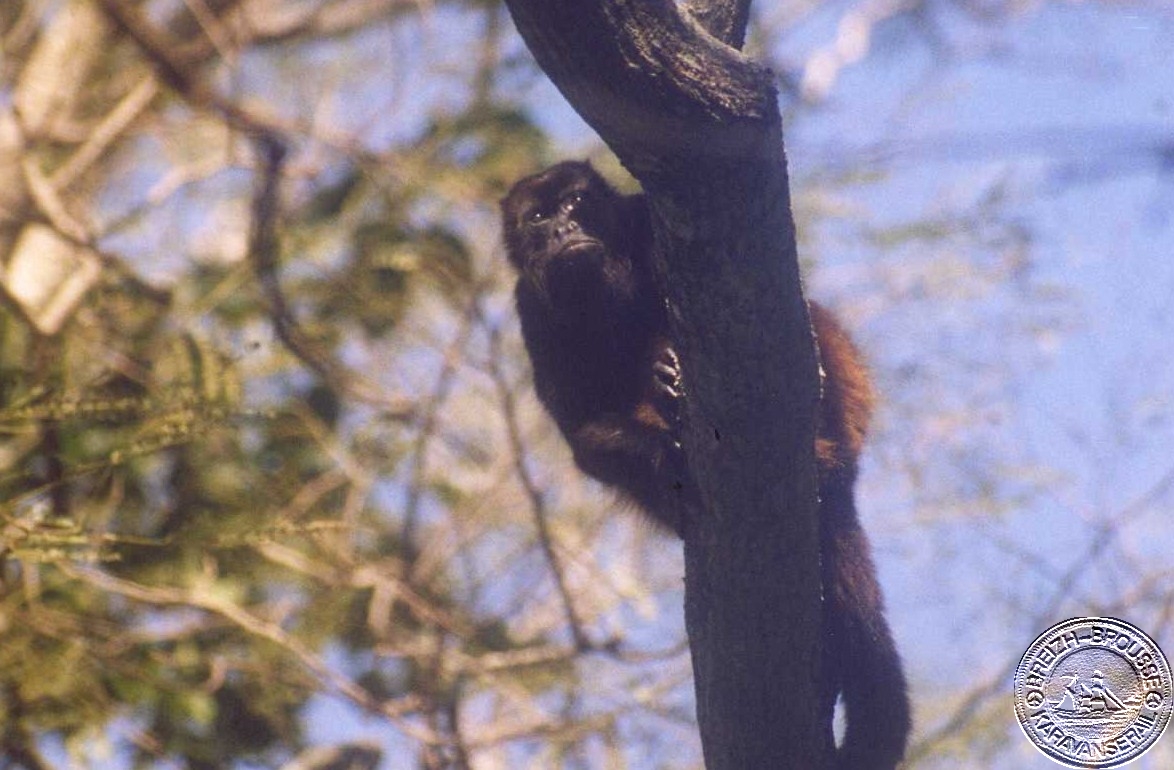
[650,344,683,449]
[652,345,682,400]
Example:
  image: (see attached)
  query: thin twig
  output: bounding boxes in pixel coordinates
[247,131,414,417]
[60,563,435,739]
[485,323,592,651]
[402,293,483,563]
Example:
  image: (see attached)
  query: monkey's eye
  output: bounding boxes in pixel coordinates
[526,208,550,224]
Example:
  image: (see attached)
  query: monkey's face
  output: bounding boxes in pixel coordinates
[501,162,634,305]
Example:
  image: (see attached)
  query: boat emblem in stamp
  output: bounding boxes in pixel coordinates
[1014,617,1172,767]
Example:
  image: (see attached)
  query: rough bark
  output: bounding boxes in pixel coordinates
[502,2,827,768]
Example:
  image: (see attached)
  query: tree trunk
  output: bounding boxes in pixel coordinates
[501,2,828,767]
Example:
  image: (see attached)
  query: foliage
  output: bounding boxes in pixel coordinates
[1,0,1172,769]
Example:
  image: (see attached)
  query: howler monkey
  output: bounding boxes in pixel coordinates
[501,161,910,770]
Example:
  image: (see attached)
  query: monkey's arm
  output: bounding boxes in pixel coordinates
[557,342,688,533]
[568,422,687,535]
[530,333,685,535]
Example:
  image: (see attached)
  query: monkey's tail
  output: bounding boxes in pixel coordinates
[821,479,911,770]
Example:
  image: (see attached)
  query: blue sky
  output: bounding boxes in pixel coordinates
[771,4,1174,767]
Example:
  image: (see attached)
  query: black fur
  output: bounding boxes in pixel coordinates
[501,161,910,769]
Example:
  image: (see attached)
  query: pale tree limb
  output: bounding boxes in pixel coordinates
[60,564,437,741]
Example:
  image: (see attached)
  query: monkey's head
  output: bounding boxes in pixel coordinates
[500,162,648,313]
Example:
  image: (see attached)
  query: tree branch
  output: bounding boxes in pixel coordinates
[61,564,432,735]
[247,132,415,418]
[503,0,775,169]
[487,323,593,652]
